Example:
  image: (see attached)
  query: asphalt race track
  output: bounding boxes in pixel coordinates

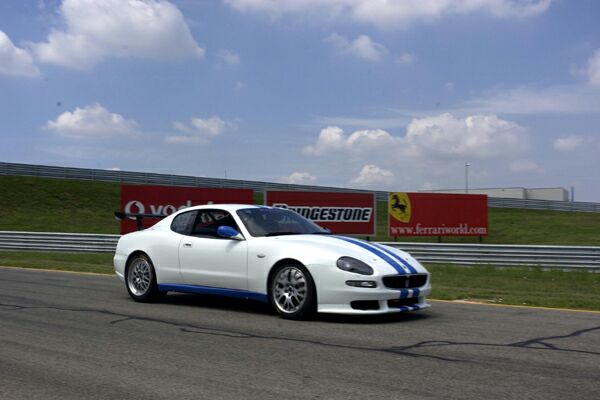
[1,267,599,400]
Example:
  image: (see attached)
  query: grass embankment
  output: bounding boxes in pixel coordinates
[0,176,120,233]
[2,175,600,245]
[428,264,600,310]
[1,251,598,311]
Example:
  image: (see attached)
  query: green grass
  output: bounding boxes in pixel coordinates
[0,176,120,233]
[427,264,600,311]
[0,251,114,274]
[2,175,600,245]
[1,251,598,311]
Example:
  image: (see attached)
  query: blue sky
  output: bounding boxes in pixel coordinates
[1,0,599,200]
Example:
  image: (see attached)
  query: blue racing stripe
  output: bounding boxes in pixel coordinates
[369,242,418,274]
[334,236,408,274]
[158,283,268,303]
[399,289,421,299]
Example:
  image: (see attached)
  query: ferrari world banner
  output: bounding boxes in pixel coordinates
[265,191,376,235]
[120,185,254,234]
[388,192,488,237]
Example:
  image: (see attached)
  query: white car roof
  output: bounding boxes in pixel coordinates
[152,203,267,230]
[178,203,266,213]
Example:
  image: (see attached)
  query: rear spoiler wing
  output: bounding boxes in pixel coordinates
[114,211,166,231]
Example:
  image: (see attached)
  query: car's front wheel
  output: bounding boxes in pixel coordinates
[270,264,316,320]
[125,254,163,302]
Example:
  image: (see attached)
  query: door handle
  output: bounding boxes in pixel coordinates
[183,242,192,248]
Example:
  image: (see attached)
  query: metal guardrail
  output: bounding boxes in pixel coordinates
[488,197,600,212]
[0,231,119,253]
[3,161,600,212]
[1,231,599,269]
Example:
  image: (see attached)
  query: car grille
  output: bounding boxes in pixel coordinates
[388,298,419,308]
[350,300,380,310]
[382,274,427,289]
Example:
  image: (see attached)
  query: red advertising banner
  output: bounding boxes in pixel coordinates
[388,192,488,237]
[120,185,254,234]
[265,191,376,235]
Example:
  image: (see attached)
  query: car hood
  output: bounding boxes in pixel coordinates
[264,234,428,275]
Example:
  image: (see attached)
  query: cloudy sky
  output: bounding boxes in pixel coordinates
[1,0,599,200]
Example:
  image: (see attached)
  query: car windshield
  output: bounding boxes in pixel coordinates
[236,207,328,237]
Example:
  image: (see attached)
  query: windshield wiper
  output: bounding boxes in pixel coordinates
[311,231,331,235]
[265,231,303,237]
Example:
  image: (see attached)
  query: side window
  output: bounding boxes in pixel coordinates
[191,209,240,238]
[170,211,198,235]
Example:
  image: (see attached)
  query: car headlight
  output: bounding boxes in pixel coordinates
[336,257,374,275]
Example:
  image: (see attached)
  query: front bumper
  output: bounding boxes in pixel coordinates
[309,266,432,315]
[113,253,127,281]
[317,290,431,315]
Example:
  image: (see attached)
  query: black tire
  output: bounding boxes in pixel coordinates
[125,254,164,302]
[269,263,317,320]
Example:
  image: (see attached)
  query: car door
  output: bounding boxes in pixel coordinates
[178,209,248,290]
[154,209,198,284]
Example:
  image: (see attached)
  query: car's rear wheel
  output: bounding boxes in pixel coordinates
[270,264,316,320]
[125,254,163,302]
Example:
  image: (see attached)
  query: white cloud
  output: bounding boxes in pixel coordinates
[351,165,394,188]
[509,159,542,173]
[303,113,529,190]
[305,113,527,159]
[554,135,583,151]
[279,172,317,184]
[29,0,204,69]
[218,49,241,66]
[166,116,232,144]
[346,128,397,151]
[303,126,346,155]
[325,33,386,61]
[225,0,551,28]
[315,114,414,130]
[587,49,600,86]
[45,104,139,138]
[318,82,600,132]
[396,52,415,65]
[402,113,527,158]
[457,84,600,115]
[0,30,40,78]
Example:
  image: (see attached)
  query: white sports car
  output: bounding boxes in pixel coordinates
[114,204,431,319]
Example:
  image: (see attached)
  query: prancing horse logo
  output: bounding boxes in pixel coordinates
[389,192,411,223]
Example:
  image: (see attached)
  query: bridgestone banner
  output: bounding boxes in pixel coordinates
[265,191,376,235]
[120,185,254,234]
[388,192,488,237]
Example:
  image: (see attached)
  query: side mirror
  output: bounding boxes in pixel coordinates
[217,225,244,240]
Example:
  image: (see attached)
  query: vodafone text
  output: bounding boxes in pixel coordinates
[124,200,194,216]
